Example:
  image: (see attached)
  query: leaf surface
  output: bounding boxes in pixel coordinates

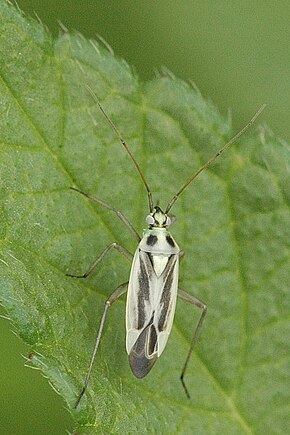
[0,2,289,433]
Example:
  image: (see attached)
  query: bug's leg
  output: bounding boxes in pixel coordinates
[179,250,185,260]
[75,281,128,408]
[168,215,176,226]
[177,288,207,399]
[66,243,133,278]
[69,187,141,241]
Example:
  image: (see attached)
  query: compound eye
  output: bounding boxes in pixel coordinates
[146,215,155,225]
[165,216,171,226]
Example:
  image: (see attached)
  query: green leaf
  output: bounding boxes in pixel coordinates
[0,2,289,433]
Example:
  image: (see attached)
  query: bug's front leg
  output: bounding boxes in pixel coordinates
[75,281,128,408]
[69,187,141,241]
[177,288,207,399]
[66,242,133,278]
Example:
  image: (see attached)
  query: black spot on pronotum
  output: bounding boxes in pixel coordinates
[166,235,175,247]
[147,234,158,246]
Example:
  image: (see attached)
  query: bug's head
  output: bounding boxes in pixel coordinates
[146,206,172,228]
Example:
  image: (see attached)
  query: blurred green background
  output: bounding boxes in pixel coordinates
[1,1,289,433]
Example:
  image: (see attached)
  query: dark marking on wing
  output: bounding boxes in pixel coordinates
[147,252,154,269]
[129,315,158,378]
[137,251,152,329]
[147,234,158,246]
[166,235,175,247]
[158,255,177,331]
[138,252,150,298]
[148,324,158,355]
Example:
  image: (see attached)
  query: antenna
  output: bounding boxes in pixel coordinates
[165,104,266,214]
[86,86,154,212]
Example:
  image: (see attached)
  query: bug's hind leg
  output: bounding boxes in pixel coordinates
[66,242,133,279]
[177,288,207,399]
[75,281,128,408]
[179,250,185,260]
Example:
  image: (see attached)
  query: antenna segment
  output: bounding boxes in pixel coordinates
[87,86,154,212]
[165,104,266,214]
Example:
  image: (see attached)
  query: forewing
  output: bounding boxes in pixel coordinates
[126,249,179,378]
[155,254,179,355]
[126,249,157,353]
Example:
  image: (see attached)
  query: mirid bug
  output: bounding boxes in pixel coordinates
[67,90,265,407]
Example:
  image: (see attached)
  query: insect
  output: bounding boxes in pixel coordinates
[67,90,265,407]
